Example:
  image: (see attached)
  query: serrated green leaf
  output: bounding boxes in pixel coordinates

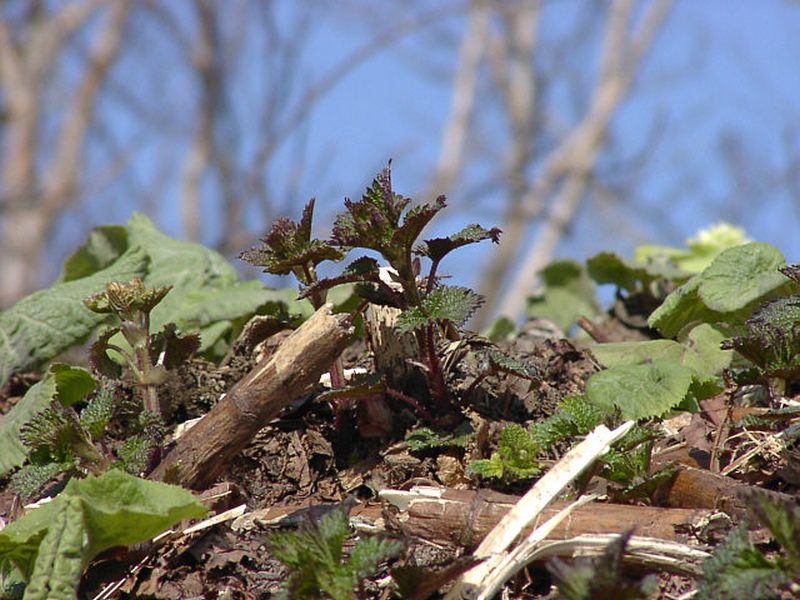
[0,245,148,389]
[0,365,95,477]
[348,536,403,580]
[396,286,483,332]
[747,492,800,565]
[467,458,505,479]
[695,523,788,600]
[331,165,410,258]
[417,223,501,263]
[239,199,345,278]
[406,423,473,452]
[390,196,447,254]
[79,387,114,441]
[586,360,696,420]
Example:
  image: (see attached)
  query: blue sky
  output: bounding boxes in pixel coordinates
[46,1,800,305]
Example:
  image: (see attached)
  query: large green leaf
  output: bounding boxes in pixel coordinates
[22,496,85,600]
[59,225,130,283]
[0,246,148,388]
[0,365,96,477]
[591,323,731,380]
[526,260,601,332]
[591,340,683,368]
[648,243,790,338]
[0,470,206,584]
[586,360,696,420]
[698,243,787,312]
[125,214,281,351]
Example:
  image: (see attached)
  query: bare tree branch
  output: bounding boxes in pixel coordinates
[473,0,673,326]
[426,0,490,198]
[0,0,129,307]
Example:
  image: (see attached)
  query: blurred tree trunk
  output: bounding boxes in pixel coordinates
[0,0,130,307]
[425,0,674,329]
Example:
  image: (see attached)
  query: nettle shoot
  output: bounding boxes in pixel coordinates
[242,163,501,428]
[84,277,200,417]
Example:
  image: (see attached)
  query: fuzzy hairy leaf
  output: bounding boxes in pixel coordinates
[396,286,483,332]
[482,347,540,380]
[347,535,403,581]
[79,388,115,441]
[266,506,399,600]
[528,395,605,450]
[0,365,96,477]
[406,423,473,453]
[240,199,345,278]
[19,400,101,466]
[695,523,789,600]
[8,462,75,504]
[0,470,206,584]
[331,165,410,254]
[746,490,800,569]
[469,424,541,481]
[416,223,501,263]
[0,245,148,389]
[23,496,85,600]
[722,296,800,381]
[84,277,171,319]
[116,435,156,475]
[331,165,443,272]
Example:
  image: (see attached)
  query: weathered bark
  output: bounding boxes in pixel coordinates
[236,487,722,547]
[150,305,353,489]
[651,446,796,519]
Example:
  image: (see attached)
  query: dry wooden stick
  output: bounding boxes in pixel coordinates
[234,486,726,546]
[150,304,353,488]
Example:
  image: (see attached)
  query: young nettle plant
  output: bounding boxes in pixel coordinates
[84,277,200,417]
[242,164,501,425]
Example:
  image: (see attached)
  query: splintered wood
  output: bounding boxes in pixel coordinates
[150,304,353,489]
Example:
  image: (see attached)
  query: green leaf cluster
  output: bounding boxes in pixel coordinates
[0,214,284,391]
[468,424,542,481]
[695,491,800,599]
[0,470,206,599]
[0,365,96,478]
[406,422,474,453]
[265,507,403,600]
[469,396,655,487]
